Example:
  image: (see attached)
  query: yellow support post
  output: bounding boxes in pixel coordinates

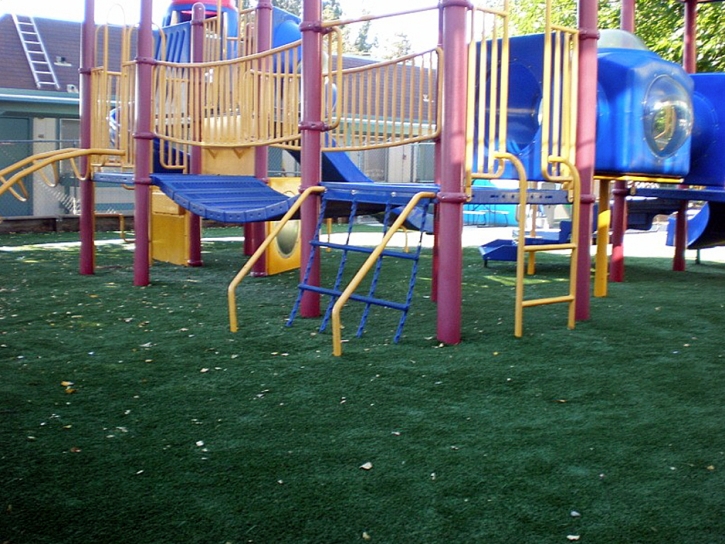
[594,179,611,297]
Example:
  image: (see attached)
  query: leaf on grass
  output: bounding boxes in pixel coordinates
[567,536,580,542]
[69,446,82,453]
[60,381,74,387]
[360,462,373,471]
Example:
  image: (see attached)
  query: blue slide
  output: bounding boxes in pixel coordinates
[666,201,725,250]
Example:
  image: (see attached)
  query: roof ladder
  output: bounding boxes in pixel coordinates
[12,14,60,90]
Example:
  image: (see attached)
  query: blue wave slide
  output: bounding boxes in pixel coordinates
[666,201,725,250]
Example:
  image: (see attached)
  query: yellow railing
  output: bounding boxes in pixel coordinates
[318,48,441,152]
[227,186,326,333]
[466,1,511,191]
[330,191,436,356]
[153,39,308,149]
[510,154,580,337]
[540,23,579,182]
[90,23,136,171]
[0,148,125,206]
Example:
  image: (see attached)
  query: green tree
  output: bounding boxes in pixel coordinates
[273,0,301,17]
[348,17,378,56]
[271,0,343,19]
[384,32,412,59]
[509,0,725,73]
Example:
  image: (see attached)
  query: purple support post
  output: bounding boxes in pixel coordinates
[672,0,699,272]
[298,0,323,318]
[249,0,273,276]
[436,0,470,344]
[575,0,599,320]
[133,0,155,286]
[187,3,206,267]
[79,0,95,275]
[609,0,635,283]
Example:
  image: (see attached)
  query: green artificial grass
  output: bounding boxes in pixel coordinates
[1,227,725,543]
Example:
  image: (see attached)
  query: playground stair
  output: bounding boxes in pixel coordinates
[12,15,60,90]
[480,220,573,266]
[287,183,436,344]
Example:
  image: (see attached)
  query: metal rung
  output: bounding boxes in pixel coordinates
[310,240,419,261]
[297,284,410,313]
[521,294,575,308]
[523,242,576,253]
[11,14,60,90]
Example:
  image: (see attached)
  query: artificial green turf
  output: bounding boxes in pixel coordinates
[1,228,725,543]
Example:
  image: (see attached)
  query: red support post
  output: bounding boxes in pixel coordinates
[79,0,95,275]
[672,0,699,272]
[299,0,323,318]
[575,0,599,320]
[249,0,273,276]
[436,0,471,344]
[609,0,634,283]
[133,0,155,286]
[188,2,206,267]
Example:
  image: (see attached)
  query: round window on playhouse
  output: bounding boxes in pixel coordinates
[643,75,693,158]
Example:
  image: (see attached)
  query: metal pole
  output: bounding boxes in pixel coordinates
[575,0,599,320]
[133,0,155,286]
[79,0,95,275]
[299,0,323,317]
[672,0,699,272]
[249,0,273,276]
[436,0,470,344]
[609,0,634,283]
[187,2,206,267]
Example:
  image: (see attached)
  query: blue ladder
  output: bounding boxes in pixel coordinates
[287,190,432,344]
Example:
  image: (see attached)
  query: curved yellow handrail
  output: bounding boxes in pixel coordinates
[228,185,326,333]
[0,148,126,201]
[330,191,436,356]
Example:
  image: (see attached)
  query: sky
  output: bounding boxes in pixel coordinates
[0,0,440,53]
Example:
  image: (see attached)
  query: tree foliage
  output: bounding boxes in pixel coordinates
[270,0,383,57]
[509,0,725,73]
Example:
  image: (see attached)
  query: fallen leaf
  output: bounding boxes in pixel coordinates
[362,531,372,540]
[70,447,82,453]
[567,536,580,542]
[60,381,74,387]
[360,462,373,471]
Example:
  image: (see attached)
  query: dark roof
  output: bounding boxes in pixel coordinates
[0,15,126,94]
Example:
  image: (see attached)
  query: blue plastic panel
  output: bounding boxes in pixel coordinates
[596,47,693,177]
[686,73,725,187]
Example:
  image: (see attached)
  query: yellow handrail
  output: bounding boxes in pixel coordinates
[330,191,436,356]
[0,148,126,201]
[510,153,580,337]
[227,185,326,333]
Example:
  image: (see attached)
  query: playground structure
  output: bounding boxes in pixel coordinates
[1,0,724,355]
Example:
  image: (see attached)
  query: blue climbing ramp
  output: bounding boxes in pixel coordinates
[151,174,297,223]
